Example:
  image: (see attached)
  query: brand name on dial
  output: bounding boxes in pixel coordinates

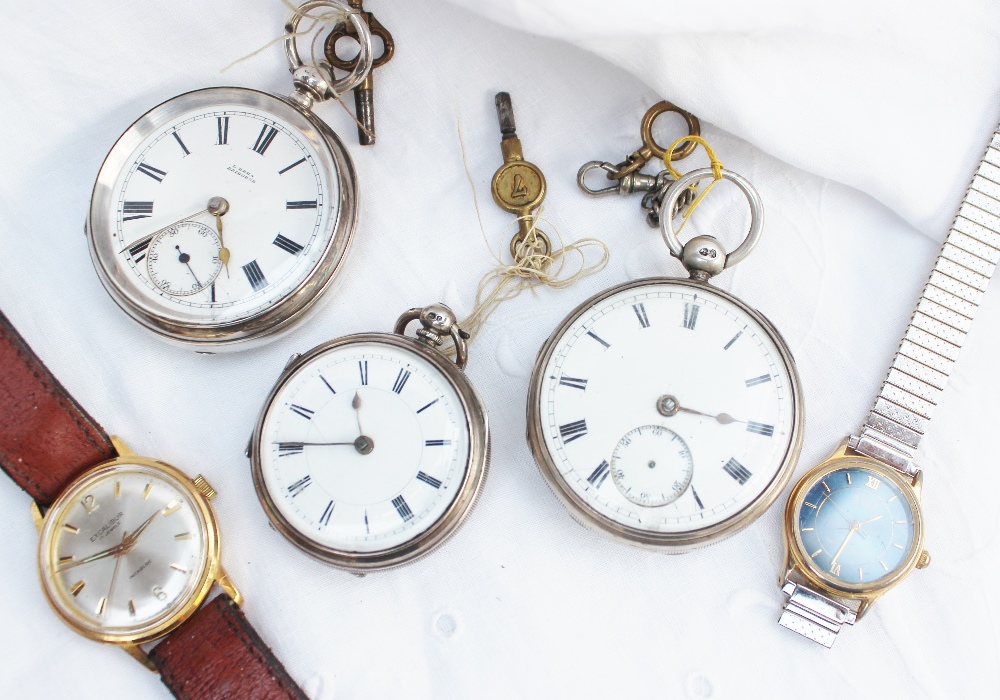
[90,512,124,542]
[130,559,153,579]
[227,164,256,183]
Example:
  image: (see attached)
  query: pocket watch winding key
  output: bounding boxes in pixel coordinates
[248,305,489,571]
[776,125,1000,648]
[86,1,373,350]
[527,167,804,550]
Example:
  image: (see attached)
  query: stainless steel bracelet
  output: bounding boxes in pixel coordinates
[851,130,1000,476]
[778,582,857,648]
[781,128,1000,649]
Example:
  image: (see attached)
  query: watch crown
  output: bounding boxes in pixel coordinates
[193,475,217,501]
[916,550,931,569]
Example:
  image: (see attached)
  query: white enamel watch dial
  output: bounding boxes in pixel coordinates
[529,279,802,549]
[88,88,357,349]
[38,463,213,639]
[252,314,489,571]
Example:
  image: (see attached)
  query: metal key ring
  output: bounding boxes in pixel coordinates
[641,101,701,163]
[284,0,373,97]
[659,167,764,270]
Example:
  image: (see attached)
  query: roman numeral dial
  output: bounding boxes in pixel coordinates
[534,282,800,540]
[102,104,332,331]
[257,339,480,560]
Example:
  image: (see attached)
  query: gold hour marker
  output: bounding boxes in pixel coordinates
[161,501,181,517]
[880,560,889,571]
[63,524,79,534]
[894,520,906,524]
[128,600,136,617]
[888,495,898,502]
[141,483,152,500]
[58,555,74,564]
[801,527,814,532]
[70,580,86,596]
[822,481,830,493]
[810,548,822,558]
[846,473,852,485]
[114,481,121,499]
[96,597,107,616]
[893,543,904,549]
[859,568,864,582]
[174,532,192,541]
[81,494,99,514]
[170,563,188,573]
[804,501,817,508]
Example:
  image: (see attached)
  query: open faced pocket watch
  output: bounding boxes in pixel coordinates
[0,310,305,697]
[527,168,804,551]
[86,1,373,351]
[776,128,1000,647]
[248,305,490,571]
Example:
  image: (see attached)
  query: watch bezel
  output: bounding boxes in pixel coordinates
[86,86,358,350]
[526,276,805,551]
[250,332,490,572]
[36,457,221,645]
[783,454,925,598]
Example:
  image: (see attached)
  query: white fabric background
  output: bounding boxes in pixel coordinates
[0,0,998,697]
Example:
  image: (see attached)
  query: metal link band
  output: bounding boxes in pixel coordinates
[853,130,1000,474]
[778,582,857,648]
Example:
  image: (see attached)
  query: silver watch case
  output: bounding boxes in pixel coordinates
[249,332,490,572]
[86,87,358,351]
[526,276,805,551]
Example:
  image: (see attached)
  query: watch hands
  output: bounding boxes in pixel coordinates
[175,245,203,288]
[352,392,365,436]
[119,207,209,254]
[56,540,129,572]
[208,196,230,278]
[656,394,744,425]
[279,441,356,446]
[277,438,376,454]
[104,530,129,613]
[677,406,744,425]
[829,524,860,568]
[124,509,160,549]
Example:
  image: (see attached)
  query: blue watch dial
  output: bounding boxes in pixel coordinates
[796,466,914,586]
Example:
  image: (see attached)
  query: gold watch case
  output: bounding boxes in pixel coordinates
[781,439,928,618]
[33,437,240,666]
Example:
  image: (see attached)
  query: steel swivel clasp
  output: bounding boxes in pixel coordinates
[577,101,701,227]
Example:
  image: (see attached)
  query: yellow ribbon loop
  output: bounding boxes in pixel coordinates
[663,135,724,234]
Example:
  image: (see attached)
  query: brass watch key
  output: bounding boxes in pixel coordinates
[491,92,549,258]
[325,0,394,145]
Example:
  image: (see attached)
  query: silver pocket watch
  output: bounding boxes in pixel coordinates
[86,1,373,350]
[527,168,804,550]
[249,305,490,571]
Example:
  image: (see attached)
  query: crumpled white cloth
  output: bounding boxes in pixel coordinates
[445,0,1000,239]
[0,0,998,698]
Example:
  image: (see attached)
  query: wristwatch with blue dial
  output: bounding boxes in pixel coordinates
[777,124,1000,647]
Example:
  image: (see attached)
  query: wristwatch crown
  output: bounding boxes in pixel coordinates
[192,475,217,501]
[916,550,931,569]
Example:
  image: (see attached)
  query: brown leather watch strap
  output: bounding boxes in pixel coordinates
[150,594,307,700]
[0,310,116,506]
